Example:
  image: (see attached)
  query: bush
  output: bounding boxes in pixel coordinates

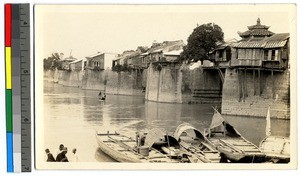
[112,64,132,72]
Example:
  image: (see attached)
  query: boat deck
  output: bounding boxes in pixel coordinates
[97,133,180,163]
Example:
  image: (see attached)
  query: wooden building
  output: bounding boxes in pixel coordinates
[70,58,87,71]
[86,52,117,70]
[231,18,289,70]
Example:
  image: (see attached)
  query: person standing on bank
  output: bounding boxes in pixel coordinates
[69,148,79,162]
[45,149,55,162]
[56,147,69,162]
[55,144,64,157]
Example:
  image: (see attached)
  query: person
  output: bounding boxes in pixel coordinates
[55,144,64,157]
[136,132,140,147]
[69,148,79,162]
[45,149,55,162]
[56,147,69,162]
[219,152,228,163]
[101,93,106,101]
[98,91,102,98]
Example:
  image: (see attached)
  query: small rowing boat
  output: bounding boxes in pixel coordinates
[96,128,189,163]
[259,107,290,163]
[205,108,266,163]
[174,123,221,163]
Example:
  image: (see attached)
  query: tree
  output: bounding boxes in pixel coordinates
[43,52,63,70]
[180,23,224,63]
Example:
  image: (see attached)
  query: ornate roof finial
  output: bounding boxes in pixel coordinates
[257,18,261,25]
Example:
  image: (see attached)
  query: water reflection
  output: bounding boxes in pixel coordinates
[43,82,290,162]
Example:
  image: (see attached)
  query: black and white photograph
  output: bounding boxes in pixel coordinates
[34,4,297,170]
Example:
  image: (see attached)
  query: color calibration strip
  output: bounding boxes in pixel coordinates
[5,3,31,172]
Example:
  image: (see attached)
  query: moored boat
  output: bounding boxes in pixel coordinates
[96,128,189,163]
[205,108,266,163]
[259,107,290,163]
[174,123,221,163]
[259,136,290,163]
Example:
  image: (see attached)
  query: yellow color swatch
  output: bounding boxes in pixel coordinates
[5,47,12,89]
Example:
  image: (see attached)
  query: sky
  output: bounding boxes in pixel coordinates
[35,4,296,60]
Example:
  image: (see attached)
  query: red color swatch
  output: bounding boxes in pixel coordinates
[5,4,11,47]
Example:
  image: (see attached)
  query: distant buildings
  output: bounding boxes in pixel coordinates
[62,18,289,73]
[144,40,185,64]
[61,56,76,70]
[209,38,238,68]
[112,40,185,70]
[70,58,87,71]
[86,52,118,70]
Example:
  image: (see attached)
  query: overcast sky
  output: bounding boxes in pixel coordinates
[35,4,295,60]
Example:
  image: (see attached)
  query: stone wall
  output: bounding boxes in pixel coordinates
[44,69,61,83]
[44,69,145,95]
[145,63,222,104]
[145,63,181,103]
[222,68,290,119]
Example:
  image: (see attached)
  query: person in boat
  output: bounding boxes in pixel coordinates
[180,154,190,163]
[135,132,146,148]
[219,152,228,163]
[45,148,55,162]
[56,147,69,162]
[101,93,106,101]
[99,91,106,101]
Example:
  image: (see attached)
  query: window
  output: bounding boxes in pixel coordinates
[219,51,223,59]
[271,50,276,60]
[264,50,268,60]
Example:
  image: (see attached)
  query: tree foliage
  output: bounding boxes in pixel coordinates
[43,53,63,70]
[112,63,132,73]
[180,23,224,63]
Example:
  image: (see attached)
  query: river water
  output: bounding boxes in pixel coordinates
[43,82,290,162]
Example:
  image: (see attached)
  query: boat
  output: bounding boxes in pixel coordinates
[204,108,266,163]
[96,128,190,163]
[173,123,221,163]
[259,107,290,163]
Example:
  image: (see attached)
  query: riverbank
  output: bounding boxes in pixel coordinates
[44,65,290,119]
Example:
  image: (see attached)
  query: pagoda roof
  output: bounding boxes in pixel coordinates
[238,18,274,38]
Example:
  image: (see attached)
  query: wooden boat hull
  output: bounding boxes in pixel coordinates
[206,109,266,163]
[259,136,290,163]
[96,132,181,163]
[209,137,266,163]
[173,123,221,163]
[96,133,142,162]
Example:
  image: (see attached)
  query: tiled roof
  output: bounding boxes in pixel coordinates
[233,33,289,49]
[238,29,274,38]
[264,33,289,41]
[86,52,103,58]
[148,40,185,54]
[70,58,86,64]
[212,38,238,51]
[164,49,183,56]
[264,41,287,49]
[238,18,274,38]
[233,41,265,48]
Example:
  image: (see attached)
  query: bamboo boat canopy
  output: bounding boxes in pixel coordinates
[209,110,241,137]
[144,128,179,148]
[173,123,205,141]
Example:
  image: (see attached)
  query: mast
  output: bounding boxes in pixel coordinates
[266,106,271,136]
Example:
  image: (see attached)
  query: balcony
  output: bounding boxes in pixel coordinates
[262,60,288,70]
[230,59,262,67]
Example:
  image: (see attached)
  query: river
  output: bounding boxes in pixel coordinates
[43,82,290,162]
